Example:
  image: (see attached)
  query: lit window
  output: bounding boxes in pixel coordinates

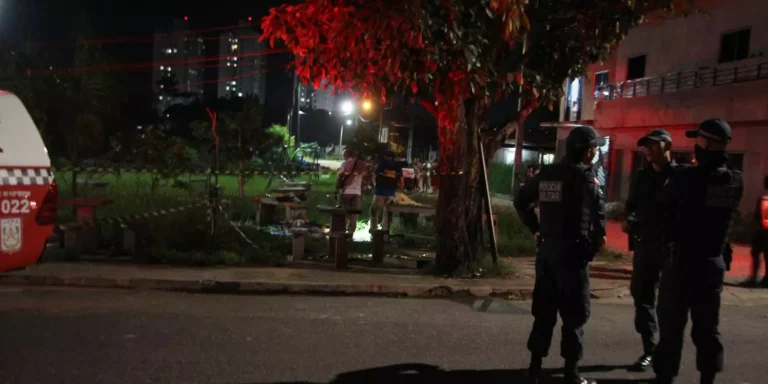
[166,48,172,54]
[167,67,172,71]
[231,81,236,85]
[227,62,231,66]
[159,96,163,100]
[238,92,243,97]
[160,65,165,70]
[226,86,230,91]
[231,44,238,50]
[233,57,238,61]
[233,63,237,67]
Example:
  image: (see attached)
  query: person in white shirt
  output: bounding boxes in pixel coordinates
[336,149,367,233]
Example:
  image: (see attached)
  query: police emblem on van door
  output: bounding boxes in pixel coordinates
[1,218,22,253]
[539,181,563,202]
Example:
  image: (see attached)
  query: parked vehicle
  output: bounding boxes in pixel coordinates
[0,90,57,272]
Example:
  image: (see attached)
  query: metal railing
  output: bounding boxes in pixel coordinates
[596,61,768,100]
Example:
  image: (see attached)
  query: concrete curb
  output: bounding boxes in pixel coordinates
[0,274,538,300]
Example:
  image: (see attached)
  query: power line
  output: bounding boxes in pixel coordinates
[18,48,289,75]
[28,23,266,48]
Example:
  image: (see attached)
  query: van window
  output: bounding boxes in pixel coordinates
[0,94,50,167]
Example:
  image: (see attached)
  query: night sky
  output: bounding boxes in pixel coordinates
[0,0,555,145]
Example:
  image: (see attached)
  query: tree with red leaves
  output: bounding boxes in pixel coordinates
[262,0,711,273]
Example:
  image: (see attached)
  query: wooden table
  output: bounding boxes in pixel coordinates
[268,187,310,202]
[58,198,114,253]
[372,203,437,264]
[76,179,110,193]
[317,205,362,269]
[282,182,312,191]
[253,197,306,227]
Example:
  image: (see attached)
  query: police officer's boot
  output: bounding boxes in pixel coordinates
[630,335,654,371]
[527,354,543,384]
[700,371,715,384]
[564,360,596,384]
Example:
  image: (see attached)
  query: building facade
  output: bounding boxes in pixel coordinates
[299,80,338,112]
[217,19,267,102]
[152,18,205,115]
[555,0,768,213]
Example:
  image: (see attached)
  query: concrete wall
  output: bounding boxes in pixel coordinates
[594,78,768,128]
[491,147,551,165]
[610,0,768,80]
[557,0,768,214]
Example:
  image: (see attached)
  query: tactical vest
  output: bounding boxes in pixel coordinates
[673,166,742,259]
[536,162,591,241]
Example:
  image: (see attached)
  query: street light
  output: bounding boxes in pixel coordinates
[340,100,355,115]
[339,119,354,152]
[362,100,372,112]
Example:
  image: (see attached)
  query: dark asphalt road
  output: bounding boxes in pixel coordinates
[0,287,766,384]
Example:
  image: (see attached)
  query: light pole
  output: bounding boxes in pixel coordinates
[338,100,356,154]
[336,99,373,154]
[339,119,353,151]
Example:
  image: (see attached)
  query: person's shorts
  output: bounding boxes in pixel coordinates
[339,194,361,211]
[752,230,768,253]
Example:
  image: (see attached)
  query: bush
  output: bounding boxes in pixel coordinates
[495,206,537,257]
[488,163,514,196]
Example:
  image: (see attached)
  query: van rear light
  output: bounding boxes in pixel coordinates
[36,181,57,226]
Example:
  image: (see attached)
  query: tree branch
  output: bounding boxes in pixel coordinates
[417,97,438,117]
[485,89,539,147]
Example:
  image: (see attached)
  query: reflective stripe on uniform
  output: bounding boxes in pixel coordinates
[0,168,54,186]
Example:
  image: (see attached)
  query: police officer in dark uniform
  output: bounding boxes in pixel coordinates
[653,119,743,384]
[514,126,606,384]
[622,129,677,371]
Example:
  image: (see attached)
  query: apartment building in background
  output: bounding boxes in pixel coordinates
[552,0,768,214]
[217,19,266,102]
[152,18,205,115]
[299,80,338,112]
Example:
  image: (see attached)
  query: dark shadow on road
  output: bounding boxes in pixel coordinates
[246,363,650,383]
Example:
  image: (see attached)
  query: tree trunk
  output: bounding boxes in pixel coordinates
[434,98,488,274]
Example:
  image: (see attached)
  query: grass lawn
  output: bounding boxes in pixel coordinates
[52,169,535,268]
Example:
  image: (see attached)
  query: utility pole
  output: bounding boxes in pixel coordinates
[407,119,414,163]
[290,69,301,148]
[510,38,528,195]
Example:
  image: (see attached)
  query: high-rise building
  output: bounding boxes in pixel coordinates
[299,79,338,112]
[217,19,266,102]
[152,18,205,115]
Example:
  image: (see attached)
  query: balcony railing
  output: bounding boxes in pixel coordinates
[596,61,768,100]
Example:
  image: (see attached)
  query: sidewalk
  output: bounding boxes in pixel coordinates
[1,261,629,300]
[3,261,768,305]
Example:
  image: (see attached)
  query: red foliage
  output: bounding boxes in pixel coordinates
[260,0,526,145]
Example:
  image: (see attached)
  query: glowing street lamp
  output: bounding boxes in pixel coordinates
[340,100,355,115]
[361,100,372,112]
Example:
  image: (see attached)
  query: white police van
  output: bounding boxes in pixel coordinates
[0,90,56,271]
